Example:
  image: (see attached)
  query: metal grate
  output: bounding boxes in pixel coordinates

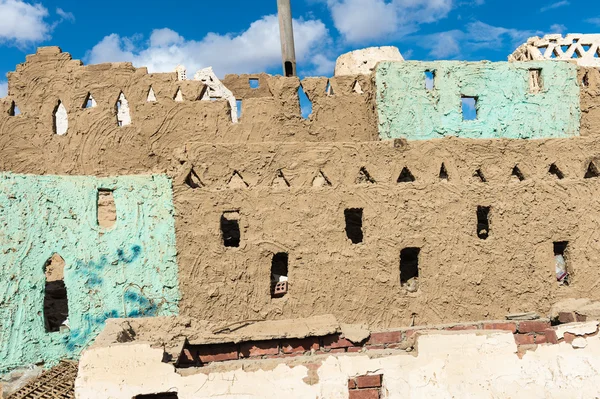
[8,361,77,399]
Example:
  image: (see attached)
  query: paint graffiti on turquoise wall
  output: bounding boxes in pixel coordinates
[376,61,581,140]
[0,173,180,373]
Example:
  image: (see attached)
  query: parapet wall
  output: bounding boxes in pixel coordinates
[376,61,581,140]
[0,47,377,151]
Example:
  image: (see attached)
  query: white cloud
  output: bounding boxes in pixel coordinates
[0,0,50,45]
[0,81,7,98]
[549,23,567,34]
[586,17,600,26]
[418,21,540,59]
[326,0,453,43]
[540,1,569,12]
[56,8,74,23]
[86,15,332,77]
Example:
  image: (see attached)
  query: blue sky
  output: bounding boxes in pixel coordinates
[1,0,600,97]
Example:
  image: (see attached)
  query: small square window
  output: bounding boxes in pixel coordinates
[425,71,435,90]
[461,96,478,121]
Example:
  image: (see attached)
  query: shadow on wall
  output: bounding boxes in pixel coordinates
[0,173,180,374]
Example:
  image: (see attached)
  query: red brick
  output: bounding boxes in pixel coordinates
[368,331,402,345]
[518,321,551,333]
[445,325,478,331]
[365,345,385,351]
[514,334,535,345]
[197,343,238,363]
[563,332,576,343]
[348,346,364,353]
[542,329,558,345]
[265,352,304,359]
[328,348,346,354]
[281,337,319,354]
[348,379,357,389]
[182,348,195,362]
[356,374,383,389]
[404,329,419,338]
[483,322,517,333]
[576,313,587,322]
[349,388,380,399]
[558,312,575,324]
[239,340,279,358]
[322,334,355,349]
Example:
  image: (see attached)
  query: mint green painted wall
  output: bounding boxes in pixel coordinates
[376,61,581,140]
[0,174,179,373]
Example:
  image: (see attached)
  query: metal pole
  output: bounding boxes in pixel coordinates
[277,0,297,77]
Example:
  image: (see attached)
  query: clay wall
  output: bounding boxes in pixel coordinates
[173,139,600,328]
[0,173,179,373]
[0,47,376,167]
[3,46,600,374]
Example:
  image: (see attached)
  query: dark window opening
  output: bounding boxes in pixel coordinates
[271,253,289,298]
[439,163,449,180]
[298,85,312,119]
[8,101,20,116]
[44,254,68,333]
[477,206,490,240]
[583,72,590,87]
[512,165,525,181]
[397,167,415,183]
[134,394,179,399]
[585,161,599,179]
[345,208,363,244]
[249,78,260,89]
[97,189,116,229]
[357,167,376,184]
[554,241,569,285]
[425,71,435,90]
[461,96,478,121]
[529,69,543,93]
[400,248,420,286]
[220,211,240,248]
[474,169,487,183]
[284,61,294,77]
[185,168,203,189]
[549,163,564,179]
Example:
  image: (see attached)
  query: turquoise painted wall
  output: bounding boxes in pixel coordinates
[376,61,581,140]
[0,173,179,373]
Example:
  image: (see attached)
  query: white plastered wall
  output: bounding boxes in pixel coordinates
[76,330,600,399]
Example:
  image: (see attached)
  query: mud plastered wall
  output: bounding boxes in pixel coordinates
[376,61,581,140]
[175,139,600,329]
[0,49,375,174]
[0,173,179,373]
[579,67,600,136]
